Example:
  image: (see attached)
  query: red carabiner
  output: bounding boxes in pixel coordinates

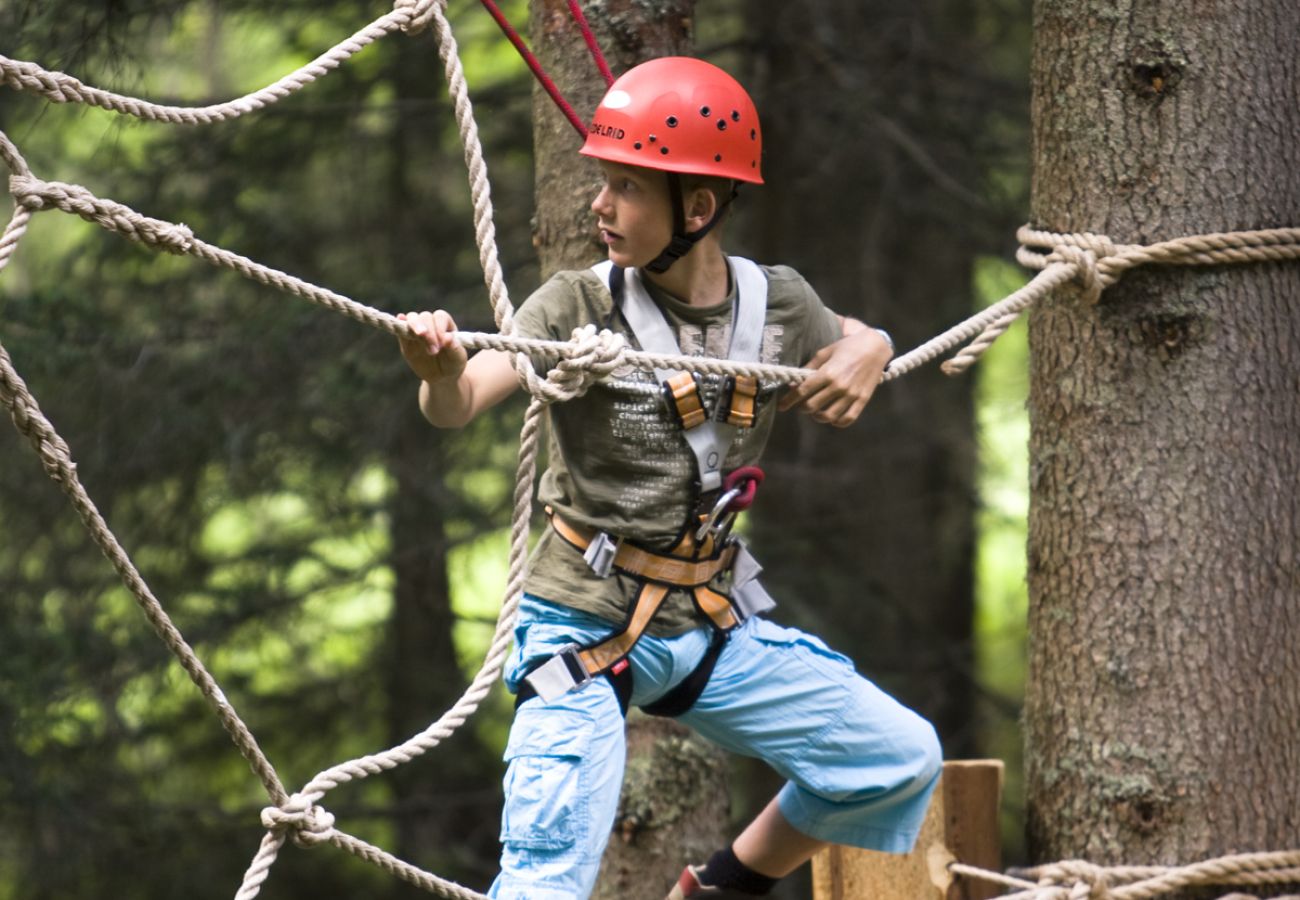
[723,466,765,512]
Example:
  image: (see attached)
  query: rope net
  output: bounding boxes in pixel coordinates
[2,3,1299,899]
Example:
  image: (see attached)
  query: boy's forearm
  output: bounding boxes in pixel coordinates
[415,349,520,429]
[418,376,476,429]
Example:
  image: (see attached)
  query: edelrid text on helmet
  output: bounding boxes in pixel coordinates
[580,57,763,184]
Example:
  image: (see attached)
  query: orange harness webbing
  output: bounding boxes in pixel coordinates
[548,512,739,677]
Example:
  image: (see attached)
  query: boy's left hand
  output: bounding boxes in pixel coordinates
[778,329,893,428]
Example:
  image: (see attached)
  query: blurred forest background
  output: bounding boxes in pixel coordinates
[0,0,1034,897]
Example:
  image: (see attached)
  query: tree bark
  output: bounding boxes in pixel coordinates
[530,0,693,278]
[528,4,730,898]
[1024,0,1300,873]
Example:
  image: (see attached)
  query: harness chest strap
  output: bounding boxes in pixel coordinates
[593,257,768,492]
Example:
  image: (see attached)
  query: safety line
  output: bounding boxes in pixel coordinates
[567,0,615,87]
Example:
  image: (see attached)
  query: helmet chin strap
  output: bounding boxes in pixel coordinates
[643,173,739,274]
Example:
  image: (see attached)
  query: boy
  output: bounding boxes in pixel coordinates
[399,57,941,900]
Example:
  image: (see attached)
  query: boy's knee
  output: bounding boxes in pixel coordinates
[907,716,943,788]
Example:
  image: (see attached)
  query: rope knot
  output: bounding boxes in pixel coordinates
[393,0,443,33]
[1046,244,1105,305]
[533,325,626,404]
[260,794,336,847]
[1040,860,1113,900]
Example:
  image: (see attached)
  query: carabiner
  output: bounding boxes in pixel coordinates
[696,485,743,542]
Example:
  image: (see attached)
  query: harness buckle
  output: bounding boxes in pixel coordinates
[662,371,708,430]
[524,644,593,704]
[583,531,621,578]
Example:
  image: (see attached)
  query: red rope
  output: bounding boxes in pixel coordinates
[478,0,589,138]
[566,0,615,87]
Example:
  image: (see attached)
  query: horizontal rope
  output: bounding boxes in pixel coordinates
[951,849,1300,900]
[940,222,1300,374]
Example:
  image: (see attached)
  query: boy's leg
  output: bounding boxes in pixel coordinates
[489,596,633,900]
[488,679,627,900]
[671,616,942,893]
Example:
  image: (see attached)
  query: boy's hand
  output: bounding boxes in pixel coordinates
[398,310,469,383]
[778,328,892,428]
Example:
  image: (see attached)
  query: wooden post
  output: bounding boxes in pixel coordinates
[812,760,1004,900]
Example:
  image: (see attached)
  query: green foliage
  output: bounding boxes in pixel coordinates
[1,0,1035,894]
[1,1,537,895]
[973,255,1031,860]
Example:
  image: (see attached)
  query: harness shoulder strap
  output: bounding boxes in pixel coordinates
[590,258,769,492]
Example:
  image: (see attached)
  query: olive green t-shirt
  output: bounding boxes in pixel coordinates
[511,261,842,636]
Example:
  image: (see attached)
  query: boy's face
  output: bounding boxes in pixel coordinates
[591,160,674,270]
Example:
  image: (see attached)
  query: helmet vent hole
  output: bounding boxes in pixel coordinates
[666,116,679,127]
[731,110,740,122]
[648,134,657,143]
[700,106,711,117]
[716,120,728,131]
[714,154,722,162]
[660,147,670,155]
[750,129,757,140]
[634,142,643,150]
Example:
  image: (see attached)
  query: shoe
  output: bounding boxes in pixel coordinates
[665,865,737,899]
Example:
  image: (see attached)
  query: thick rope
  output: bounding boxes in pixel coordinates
[0,12,413,124]
[5,8,1300,898]
[0,204,289,809]
[940,224,1300,374]
[950,850,1300,900]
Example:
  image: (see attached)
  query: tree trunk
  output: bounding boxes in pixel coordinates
[1024,0,1300,874]
[528,3,730,898]
[530,0,692,279]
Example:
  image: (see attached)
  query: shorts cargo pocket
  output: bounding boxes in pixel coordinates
[500,706,593,852]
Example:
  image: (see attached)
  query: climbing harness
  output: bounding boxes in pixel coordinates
[2,3,1300,897]
[598,256,768,493]
[518,470,774,717]
[516,258,778,712]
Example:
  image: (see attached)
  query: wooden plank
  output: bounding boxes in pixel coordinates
[812,773,948,900]
[812,760,1004,900]
[942,760,1004,900]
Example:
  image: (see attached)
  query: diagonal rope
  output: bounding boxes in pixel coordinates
[5,6,1300,898]
[939,224,1300,374]
[0,201,289,810]
[0,0,458,125]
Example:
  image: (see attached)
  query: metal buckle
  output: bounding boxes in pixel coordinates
[524,645,593,703]
[583,531,620,578]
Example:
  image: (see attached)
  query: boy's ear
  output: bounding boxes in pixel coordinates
[684,186,719,234]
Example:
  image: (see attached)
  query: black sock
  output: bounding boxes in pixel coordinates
[698,846,780,896]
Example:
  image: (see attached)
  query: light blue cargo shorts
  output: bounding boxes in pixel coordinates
[488,595,942,900]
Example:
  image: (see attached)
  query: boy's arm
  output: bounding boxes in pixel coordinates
[777,315,893,428]
[398,311,520,429]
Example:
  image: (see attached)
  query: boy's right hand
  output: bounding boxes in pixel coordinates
[398,310,469,383]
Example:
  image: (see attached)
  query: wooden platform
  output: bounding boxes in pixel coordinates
[812,760,1004,900]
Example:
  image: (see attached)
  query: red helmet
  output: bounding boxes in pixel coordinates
[580,57,763,184]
